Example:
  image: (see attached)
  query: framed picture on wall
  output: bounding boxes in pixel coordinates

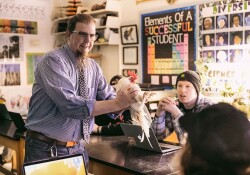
[123,46,138,65]
[122,69,138,77]
[120,24,138,45]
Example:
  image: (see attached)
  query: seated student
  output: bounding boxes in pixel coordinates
[177,103,250,175]
[152,70,215,142]
[92,75,132,136]
[0,146,14,165]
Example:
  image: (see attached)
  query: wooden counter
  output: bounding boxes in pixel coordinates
[0,120,24,175]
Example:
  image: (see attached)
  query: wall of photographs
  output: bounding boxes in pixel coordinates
[199,0,250,95]
[0,0,52,114]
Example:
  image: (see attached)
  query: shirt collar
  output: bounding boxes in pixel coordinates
[63,44,78,66]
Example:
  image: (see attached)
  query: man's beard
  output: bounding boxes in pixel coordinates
[76,49,88,58]
[76,50,88,71]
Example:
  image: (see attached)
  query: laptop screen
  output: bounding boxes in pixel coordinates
[0,104,12,120]
[23,154,87,175]
[9,111,27,132]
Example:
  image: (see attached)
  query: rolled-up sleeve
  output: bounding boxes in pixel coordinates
[152,116,166,140]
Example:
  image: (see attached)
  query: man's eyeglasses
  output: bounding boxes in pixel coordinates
[72,31,99,41]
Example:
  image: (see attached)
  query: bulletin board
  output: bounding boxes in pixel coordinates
[198,0,250,93]
[141,6,196,87]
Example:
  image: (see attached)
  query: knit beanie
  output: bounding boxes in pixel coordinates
[176,70,201,95]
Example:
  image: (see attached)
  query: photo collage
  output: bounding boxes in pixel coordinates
[201,12,250,63]
[199,0,250,93]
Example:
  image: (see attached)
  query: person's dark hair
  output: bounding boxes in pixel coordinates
[67,14,96,32]
[179,103,250,175]
[110,75,123,86]
[233,31,242,39]
[9,35,19,43]
[231,14,241,24]
[218,34,224,41]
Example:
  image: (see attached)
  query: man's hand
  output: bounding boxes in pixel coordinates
[92,124,102,134]
[115,84,138,109]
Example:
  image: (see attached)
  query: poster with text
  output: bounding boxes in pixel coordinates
[199,0,250,93]
[141,6,196,87]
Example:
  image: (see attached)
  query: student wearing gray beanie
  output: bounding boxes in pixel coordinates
[176,70,201,96]
[152,70,215,142]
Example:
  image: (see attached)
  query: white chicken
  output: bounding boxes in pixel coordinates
[116,72,155,147]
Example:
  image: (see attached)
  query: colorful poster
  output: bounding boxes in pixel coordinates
[141,6,196,86]
[0,19,38,35]
[198,0,250,93]
[26,53,43,85]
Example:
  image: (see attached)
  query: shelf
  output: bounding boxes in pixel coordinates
[94,42,118,46]
[52,0,120,48]
[52,11,119,34]
[53,25,107,35]
[53,31,66,36]
[85,9,118,16]
[88,53,102,59]
[96,26,106,30]
[53,16,71,23]
[52,10,118,24]
[94,42,109,46]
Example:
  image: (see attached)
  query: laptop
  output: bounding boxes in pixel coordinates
[9,111,27,132]
[23,154,87,175]
[120,123,182,154]
[0,119,17,137]
[0,104,12,120]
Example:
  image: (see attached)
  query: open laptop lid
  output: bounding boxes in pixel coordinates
[120,123,181,153]
[9,111,27,132]
[0,104,12,120]
[23,154,87,175]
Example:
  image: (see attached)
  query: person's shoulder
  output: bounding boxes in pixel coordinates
[85,56,102,70]
[199,94,216,104]
[47,47,65,59]
[41,47,71,66]
[86,56,98,64]
[37,48,68,70]
[195,94,216,111]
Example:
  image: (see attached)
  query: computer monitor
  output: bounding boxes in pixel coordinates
[22,154,87,175]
